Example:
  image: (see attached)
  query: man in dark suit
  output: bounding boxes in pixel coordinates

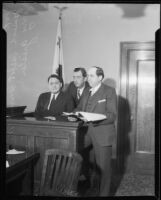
[35,74,74,118]
[76,66,117,196]
[66,67,90,108]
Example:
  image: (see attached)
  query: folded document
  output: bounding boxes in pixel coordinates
[6,149,25,154]
[63,111,106,122]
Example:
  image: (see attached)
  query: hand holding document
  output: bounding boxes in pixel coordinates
[44,116,56,121]
[63,112,106,122]
[6,149,25,154]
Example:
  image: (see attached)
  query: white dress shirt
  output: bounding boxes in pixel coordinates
[78,85,85,96]
[90,83,101,96]
[77,85,85,99]
[48,92,59,110]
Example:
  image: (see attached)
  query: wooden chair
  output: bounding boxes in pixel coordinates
[39,149,83,196]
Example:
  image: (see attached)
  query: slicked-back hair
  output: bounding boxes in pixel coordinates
[74,67,87,77]
[47,74,64,88]
[92,66,104,80]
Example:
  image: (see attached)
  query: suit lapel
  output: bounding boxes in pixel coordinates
[82,90,91,111]
[44,93,51,109]
[89,84,105,112]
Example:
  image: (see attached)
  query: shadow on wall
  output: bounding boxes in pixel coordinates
[117,95,131,174]
[103,78,116,89]
[103,78,131,170]
[111,93,131,195]
[116,4,148,18]
[103,78,131,195]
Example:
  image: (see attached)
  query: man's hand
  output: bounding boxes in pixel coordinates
[67,116,78,122]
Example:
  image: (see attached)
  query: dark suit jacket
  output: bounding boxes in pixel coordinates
[34,91,74,118]
[76,83,117,146]
[66,81,90,108]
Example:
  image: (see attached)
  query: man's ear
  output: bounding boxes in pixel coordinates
[98,75,103,81]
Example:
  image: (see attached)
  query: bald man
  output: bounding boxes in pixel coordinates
[76,66,117,196]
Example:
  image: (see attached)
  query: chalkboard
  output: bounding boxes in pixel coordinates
[3,10,39,110]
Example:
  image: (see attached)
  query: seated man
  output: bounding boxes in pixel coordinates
[66,67,90,108]
[35,74,74,118]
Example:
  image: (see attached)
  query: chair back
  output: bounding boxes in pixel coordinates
[39,149,82,196]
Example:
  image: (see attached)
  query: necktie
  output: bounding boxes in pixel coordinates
[77,89,81,99]
[48,94,55,110]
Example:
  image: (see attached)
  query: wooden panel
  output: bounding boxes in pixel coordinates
[34,136,69,180]
[128,50,154,153]
[7,135,28,149]
[7,118,83,183]
[118,42,155,175]
[136,60,155,153]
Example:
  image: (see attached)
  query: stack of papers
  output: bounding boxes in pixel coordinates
[63,111,106,122]
[6,149,25,154]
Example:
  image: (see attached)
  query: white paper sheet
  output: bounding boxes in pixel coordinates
[6,161,9,167]
[63,111,106,122]
[6,149,25,154]
[77,111,107,122]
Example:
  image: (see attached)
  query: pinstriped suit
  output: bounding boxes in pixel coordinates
[76,83,117,196]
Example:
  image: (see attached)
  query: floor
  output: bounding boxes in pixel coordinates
[77,159,155,197]
[77,172,154,196]
[34,157,155,197]
[35,172,154,197]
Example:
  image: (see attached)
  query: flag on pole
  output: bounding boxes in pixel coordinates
[52,14,64,81]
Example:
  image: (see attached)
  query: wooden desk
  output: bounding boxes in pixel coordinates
[6,152,40,196]
[6,116,87,184]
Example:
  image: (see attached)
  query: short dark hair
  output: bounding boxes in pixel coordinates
[74,67,87,77]
[47,74,64,87]
[93,66,104,80]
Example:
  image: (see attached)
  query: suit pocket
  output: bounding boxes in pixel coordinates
[98,99,106,103]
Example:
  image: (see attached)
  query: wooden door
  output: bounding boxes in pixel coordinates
[117,42,155,175]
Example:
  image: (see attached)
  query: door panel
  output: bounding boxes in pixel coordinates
[118,42,155,175]
[136,60,155,153]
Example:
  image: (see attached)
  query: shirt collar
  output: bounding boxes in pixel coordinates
[90,83,101,95]
[50,92,59,100]
[77,85,85,96]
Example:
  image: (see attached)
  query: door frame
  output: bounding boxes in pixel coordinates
[117,41,155,173]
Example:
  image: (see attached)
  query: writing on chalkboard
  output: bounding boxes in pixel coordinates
[10,13,19,45]
[19,36,38,75]
[22,16,36,32]
[3,10,39,106]
[3,12,12,30]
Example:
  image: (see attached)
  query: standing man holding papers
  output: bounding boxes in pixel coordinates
[76,66,117,196]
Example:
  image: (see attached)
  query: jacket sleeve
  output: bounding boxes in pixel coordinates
[65,93,75,112]
[105,87,117,123]
[34,94,42,115]
[34,94,50,118]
